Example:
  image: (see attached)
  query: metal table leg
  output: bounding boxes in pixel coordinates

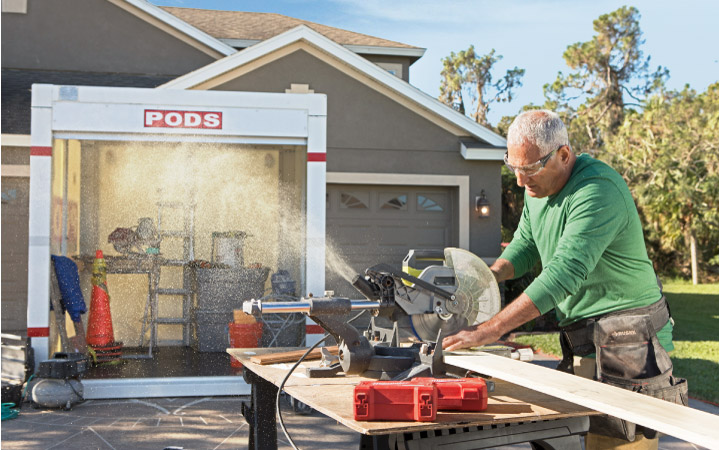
[242,368,279,450]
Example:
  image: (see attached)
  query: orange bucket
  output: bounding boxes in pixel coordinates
[228,322,262,368]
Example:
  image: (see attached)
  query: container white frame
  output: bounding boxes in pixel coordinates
[28,85,326,397]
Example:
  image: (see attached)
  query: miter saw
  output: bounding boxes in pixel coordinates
[242,248,501,380]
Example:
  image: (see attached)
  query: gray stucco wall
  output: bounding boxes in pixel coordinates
[1,0,215,75]
[211,50,503,258]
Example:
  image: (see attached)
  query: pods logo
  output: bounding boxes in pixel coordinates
[144,110,222,129]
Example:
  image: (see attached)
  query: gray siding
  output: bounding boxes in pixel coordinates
[1,0,215,75]
[1,176,29,334]
[360,54,412,82]
[212,50,502,258]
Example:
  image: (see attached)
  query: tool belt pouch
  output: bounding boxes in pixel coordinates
[590,314,688,441]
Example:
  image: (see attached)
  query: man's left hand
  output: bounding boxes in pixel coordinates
[443,323,498,352]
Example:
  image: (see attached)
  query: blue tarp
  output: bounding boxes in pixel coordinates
[51,255,87,322]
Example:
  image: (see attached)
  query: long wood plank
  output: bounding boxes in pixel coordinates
[249,346,338,365]
[445,353,719,449]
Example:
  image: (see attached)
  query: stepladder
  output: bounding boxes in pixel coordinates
[138,202,196,356]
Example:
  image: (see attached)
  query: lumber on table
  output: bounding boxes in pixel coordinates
[249,346,338,365]
[445,352,719,449]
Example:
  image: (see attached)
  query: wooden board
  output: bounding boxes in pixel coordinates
[248,346,338,365]
[445,353,719,449]
[229,348,598,436]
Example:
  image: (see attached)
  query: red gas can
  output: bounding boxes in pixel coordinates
[228,322,262,368]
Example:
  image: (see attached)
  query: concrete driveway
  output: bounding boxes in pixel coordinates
[2,393,716,449]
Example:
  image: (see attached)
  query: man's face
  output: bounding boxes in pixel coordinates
[505,140,566,198]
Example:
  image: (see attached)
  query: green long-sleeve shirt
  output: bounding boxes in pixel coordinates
[502,154,672,349]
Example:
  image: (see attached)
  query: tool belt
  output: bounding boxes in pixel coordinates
[557,296,688,442]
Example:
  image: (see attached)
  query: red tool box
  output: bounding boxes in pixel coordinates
[353,377,488,421]
[411,377,488,412]
[354,381,437,422]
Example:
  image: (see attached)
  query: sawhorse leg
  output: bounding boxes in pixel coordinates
[242,368,279,450]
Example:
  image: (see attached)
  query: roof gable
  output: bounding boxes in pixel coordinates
[159,25,506,147]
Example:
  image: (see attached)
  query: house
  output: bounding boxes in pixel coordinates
[1,0,506,398]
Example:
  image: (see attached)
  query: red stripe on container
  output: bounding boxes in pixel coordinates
[27,327,50,337]
[30,146,52,157]
[306,324,324,334]
[307,153,326,162]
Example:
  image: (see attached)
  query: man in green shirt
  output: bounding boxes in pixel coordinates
[444,110,684,449]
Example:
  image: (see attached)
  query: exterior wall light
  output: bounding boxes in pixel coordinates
[475,190,490,218]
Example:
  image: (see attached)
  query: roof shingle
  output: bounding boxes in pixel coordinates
[160,7,420,49]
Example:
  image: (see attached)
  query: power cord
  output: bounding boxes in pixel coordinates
[276,310,367,450]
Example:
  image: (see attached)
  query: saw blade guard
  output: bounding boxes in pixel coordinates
[444,247,501,324]
[410,248,500,342]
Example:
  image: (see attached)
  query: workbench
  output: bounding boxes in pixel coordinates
[228,348,600,450]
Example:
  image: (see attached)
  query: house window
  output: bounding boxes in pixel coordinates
[380,194,407,210]
[340,192,369,209]
[417,194,444,212]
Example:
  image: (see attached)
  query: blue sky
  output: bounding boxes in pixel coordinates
[151,0,718,125]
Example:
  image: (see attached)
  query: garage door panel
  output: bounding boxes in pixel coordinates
[414,226,450,247]
[376,225,412,246]
[326,183,456,298]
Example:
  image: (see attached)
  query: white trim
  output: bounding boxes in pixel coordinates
[53,132,307,146]
[460,142,506,161]
[305,115,327,297]
[160,25,506,147]
[48,85,327,115]
[1,134,31,147]
[1,164,31,177]
[326,172,470,250]
[83,376,249,399]
[109,0,235,57]
[218,39,427,59]
[344,44,425,58]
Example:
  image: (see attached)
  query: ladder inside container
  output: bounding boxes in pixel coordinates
[138,202,195,357]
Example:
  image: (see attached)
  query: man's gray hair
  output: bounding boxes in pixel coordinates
[507,110,570,156]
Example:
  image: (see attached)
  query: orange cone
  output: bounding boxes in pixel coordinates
[86,250,122,358]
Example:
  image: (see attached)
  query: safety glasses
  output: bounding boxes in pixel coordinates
[504,146,562,177]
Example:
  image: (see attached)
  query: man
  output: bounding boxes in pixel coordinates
[444,110,685,450]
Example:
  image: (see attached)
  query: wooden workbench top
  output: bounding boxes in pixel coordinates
[228,347,598,435]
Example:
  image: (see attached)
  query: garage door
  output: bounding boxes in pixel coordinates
[326,184,457,298]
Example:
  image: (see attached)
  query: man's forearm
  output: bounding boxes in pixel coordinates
[490,258,515,283]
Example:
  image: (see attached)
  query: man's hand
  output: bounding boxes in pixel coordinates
[442,292,541,352]
[443,322,500,352]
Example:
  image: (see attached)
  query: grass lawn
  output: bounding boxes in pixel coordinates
[512,282,719,403]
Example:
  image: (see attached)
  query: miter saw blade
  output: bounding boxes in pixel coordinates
[410,248,501,342]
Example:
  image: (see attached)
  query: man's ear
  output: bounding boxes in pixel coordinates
[560,145,572,163]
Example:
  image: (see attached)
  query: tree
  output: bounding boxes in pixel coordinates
[607,83,719,283]
[545,6,668,154]
[439,47,525,126]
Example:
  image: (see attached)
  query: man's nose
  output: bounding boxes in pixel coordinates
[515,171,528,187]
